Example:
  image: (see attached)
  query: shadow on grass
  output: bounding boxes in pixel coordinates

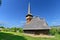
[0,32,27,40]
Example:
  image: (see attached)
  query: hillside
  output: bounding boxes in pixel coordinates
[51,25,60,27]
[0,32,60,40]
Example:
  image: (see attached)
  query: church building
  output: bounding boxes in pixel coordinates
[23,3,51,35]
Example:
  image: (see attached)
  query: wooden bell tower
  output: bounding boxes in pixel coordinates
[26,3,33,23]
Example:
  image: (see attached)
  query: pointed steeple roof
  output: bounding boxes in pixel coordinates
[28,2,31,14]
[26,2,33,17]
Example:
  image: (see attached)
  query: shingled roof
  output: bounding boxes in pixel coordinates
[23,16,51,30]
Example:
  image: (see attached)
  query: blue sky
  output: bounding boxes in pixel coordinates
[0,0,60,28]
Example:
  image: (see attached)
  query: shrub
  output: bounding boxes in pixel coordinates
[19,28,23,33]
[56,28,60,34]
[49,28,57,35]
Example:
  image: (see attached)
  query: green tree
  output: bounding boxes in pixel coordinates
[10,27,17,32]
[0,26,5,28]
[19,28,23,33]
[9,27,23,33]
[57,27,60,34]
[49,27,57,35]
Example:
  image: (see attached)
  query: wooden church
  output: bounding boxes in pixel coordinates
[23,3,51,35]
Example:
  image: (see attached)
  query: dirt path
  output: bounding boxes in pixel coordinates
[24,33,55,38]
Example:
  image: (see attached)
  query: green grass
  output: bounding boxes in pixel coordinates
[0,32,60,40]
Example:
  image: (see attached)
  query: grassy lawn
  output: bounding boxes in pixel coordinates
[0,32,60,40]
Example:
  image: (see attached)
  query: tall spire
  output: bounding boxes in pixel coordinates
[28,2,31,14]
[26,2,33,17]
